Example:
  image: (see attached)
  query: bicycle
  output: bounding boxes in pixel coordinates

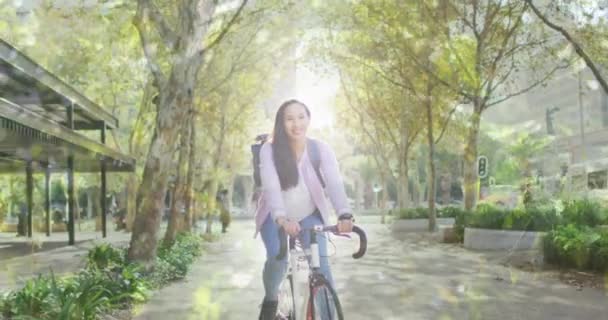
[274,223,367,320]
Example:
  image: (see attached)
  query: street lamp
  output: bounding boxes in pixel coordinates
[372,183,383,209]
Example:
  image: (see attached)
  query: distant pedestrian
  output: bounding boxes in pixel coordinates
[217,189,231,233]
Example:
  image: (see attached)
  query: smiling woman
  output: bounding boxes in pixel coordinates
[254,98,354,319]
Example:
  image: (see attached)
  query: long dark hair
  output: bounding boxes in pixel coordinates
[272,99,311,191]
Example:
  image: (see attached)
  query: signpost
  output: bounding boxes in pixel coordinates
[477,156,489,178]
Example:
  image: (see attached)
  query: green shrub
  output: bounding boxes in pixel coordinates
[459,203,561,233]
[1,275,55,318]
[150,257,179,288]
[175,232,205,254]
[396,206,464,220]
[0,232,206,319]
[543,230,560,265]
[589,229,608,271]
[452,207,471,242]
[396,207,428,219]
[544,225,590,269]
[100,263,150,305]
[86,243,126,270]
[543,225,608,271]
[0,271,116,320]
[152,232,204,286]
[527,205,561,231]
[438,206,464,218]
[561,199,607,227]
[502,207,530,231]
[2,263,152,319]
[49,270,112,320]
[501,205,560,232]
[468,204,507,230]
[84,243,150,306]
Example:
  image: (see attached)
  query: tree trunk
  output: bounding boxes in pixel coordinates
[379,170,389,224]
[127,0,222,266]
[129,81,202,262]
[411,160,422,207]
[183,116,197,232]
[354,174,363,212]
[200,109,228,234]
[398,140,410,209]
[192,198,198,232]
[164,181,181,245]
[463,105,482,210]
[163,117,192,246]
[380,172,388,210]
[205,180,219,234]
[425,91,437,232]
[397,105,412,210]
[397,160,409,209]
[125,175,137,231]
[126,78,155,232]
[129,129,171,265]
[128,79,199,264]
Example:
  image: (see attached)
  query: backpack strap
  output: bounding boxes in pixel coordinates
[251,140,266,188]
[307,138,326,188]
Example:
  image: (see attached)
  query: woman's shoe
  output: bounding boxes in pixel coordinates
[258,300,278,320]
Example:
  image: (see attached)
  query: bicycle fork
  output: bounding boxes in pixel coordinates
[306,231,323,319]
[309,231,321,269]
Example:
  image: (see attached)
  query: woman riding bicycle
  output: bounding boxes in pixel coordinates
[254,99,354,320]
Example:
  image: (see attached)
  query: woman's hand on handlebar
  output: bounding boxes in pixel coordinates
[276,217,300,237]
[337,213,354,233]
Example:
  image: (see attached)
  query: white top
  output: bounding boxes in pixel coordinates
[281,159,317,222]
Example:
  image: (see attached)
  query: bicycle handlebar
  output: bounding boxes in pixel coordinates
[276,224,367,261]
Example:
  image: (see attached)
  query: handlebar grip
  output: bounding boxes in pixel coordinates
[276,227,288,261]
[351,225,367,259]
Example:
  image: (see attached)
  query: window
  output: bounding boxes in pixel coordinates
[588,170,608,190]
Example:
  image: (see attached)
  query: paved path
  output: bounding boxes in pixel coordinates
[133,218,607,320]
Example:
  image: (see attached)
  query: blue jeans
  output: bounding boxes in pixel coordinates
[260,212,335,318]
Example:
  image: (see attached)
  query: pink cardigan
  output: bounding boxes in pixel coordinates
[254,140,351,234]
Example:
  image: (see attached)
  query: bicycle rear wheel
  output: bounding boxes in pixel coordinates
[306,276,343,320]
[277,274,296,320]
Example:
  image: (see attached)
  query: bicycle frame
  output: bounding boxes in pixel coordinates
[284,241,311,318]
[283,226,326,319]
[277,224,367,319]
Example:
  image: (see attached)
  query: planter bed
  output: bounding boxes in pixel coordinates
[464,227,546,251]
[391,218,455,232]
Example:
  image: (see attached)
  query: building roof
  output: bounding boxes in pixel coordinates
[0,39,135,173]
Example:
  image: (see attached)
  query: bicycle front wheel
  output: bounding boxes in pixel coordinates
[306,277,344,320]
[277,274,296,320]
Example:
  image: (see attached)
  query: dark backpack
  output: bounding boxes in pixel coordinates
[251,135,325,189]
